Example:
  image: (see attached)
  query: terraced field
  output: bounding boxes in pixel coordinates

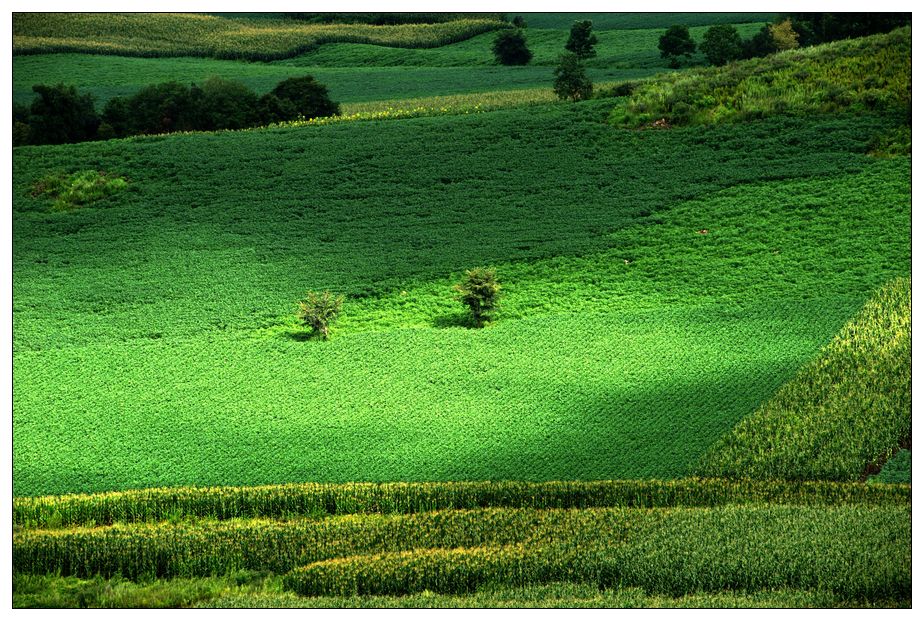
[12,12,912,608]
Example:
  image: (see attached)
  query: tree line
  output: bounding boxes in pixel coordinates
[14,75,340,146]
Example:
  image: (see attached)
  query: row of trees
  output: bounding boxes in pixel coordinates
[14,75,340,146]
[659,13,911,68]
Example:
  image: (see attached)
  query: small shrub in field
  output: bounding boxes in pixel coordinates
[454,268,501,327]
[492,30,532,65]
[297,291,344,340]
[31,170,127,211]
[554,53,593,101]
[770,19,800,51]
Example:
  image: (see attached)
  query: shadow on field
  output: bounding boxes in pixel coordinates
[432,312,478,329]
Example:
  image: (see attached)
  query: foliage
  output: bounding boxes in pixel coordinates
[699,24,742,66]
[511,16,527,29]
[740,25,776,59]
[297,291,344,340]
[30,170,127,211]
[13,13,508,61]
[14,478,909,529]
[699,278,911,481]
[198,76,260,130]
[553,53,593,101]
[281,13,506,25]
[25,84,99,145]
[787,12,910,46]
[658,25,696,67]
[868,449,910,484]
[492,29,532,66]
[524,14,778,30]
[270,75,341,119]
[12,107,910,495]
[454,267,501,326]
[564,20,597,59]
[12,504,910,606]
[769,19,799,51]
[612,28,911,127]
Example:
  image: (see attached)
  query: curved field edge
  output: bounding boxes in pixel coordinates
[13,478,910,529]
[13,13,508,61]
[698,278,911,481]
[13,505,911,604]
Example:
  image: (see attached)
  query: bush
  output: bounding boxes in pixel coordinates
[118,81,201,135]
[741,25,777,59]
[492,29,532,65]
[658,25,696,67]
[700,24,743,66]
[770,19,800,51]
[454,267,501,327]
[256,93,299,125]
[271,76,340,120]
[30,170,128,211]
[297,291,344,340]
[565,20,598,59]
[198,76,260,130]
[511,16,527,29]
[553,53,593,101]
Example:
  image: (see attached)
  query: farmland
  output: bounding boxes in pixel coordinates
[12,12,912,608]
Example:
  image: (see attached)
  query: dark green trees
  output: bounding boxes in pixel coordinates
[553,53,593,101]
[565,20,598,59]
[658,25,696,67]
[492,29,533,65]
[270,75,341,120]
[700,24,743,66]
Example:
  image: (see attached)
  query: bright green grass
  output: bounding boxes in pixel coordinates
[699,278,911,482]
[523,13,778,30]
[869,449,911,483]
[12,54,659,107]
[277,23,765,68]
[12,100,910,495]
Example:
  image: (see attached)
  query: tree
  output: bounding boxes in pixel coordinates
[553,53,593,101]
[297,290,344,340]
[271,76,341,120]
[119,81,200,135]
[700,24,743,66]
[658,25,696,67]
[257,93,299,125]
[511,15,527,28]
[565,20,598,59]
[27,84,100,145]
[769,19,800,51]
[492,29,533,65]
[198,76,259,130]
[741,24,777,59]
[454,267,501,327]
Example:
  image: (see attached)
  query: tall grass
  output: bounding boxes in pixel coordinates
[699,278,911,481]
[611,27,910,127]
[13,13,508,61]
[14,478,910,529]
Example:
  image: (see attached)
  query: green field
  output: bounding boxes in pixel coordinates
[12,12,912,609]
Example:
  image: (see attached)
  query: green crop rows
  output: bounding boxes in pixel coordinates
[12,12,913,609]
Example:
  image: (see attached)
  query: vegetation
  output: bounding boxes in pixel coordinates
[700,278,910,481]
[269,75,340,119]
[700,24,743,66]
[492,30,532,66]
[30,170,127,211]
[297,291,344,340]
[658,25,696,67]
[564,20,598,59]
[869,450,910,484]
[553,53,593,101]
[13,105,909,495]
[611,28,910,127]
[20,84,98,145]
[14,479,910,530]
[770,19,800,51]
[454,267,502,327]
[13,13,508,61]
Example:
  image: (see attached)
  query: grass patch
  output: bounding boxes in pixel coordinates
[699,278,911,481]
[30,170,127,211]
[869,449,911,484]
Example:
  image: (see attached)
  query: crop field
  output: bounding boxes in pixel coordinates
[12,11,912,609]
